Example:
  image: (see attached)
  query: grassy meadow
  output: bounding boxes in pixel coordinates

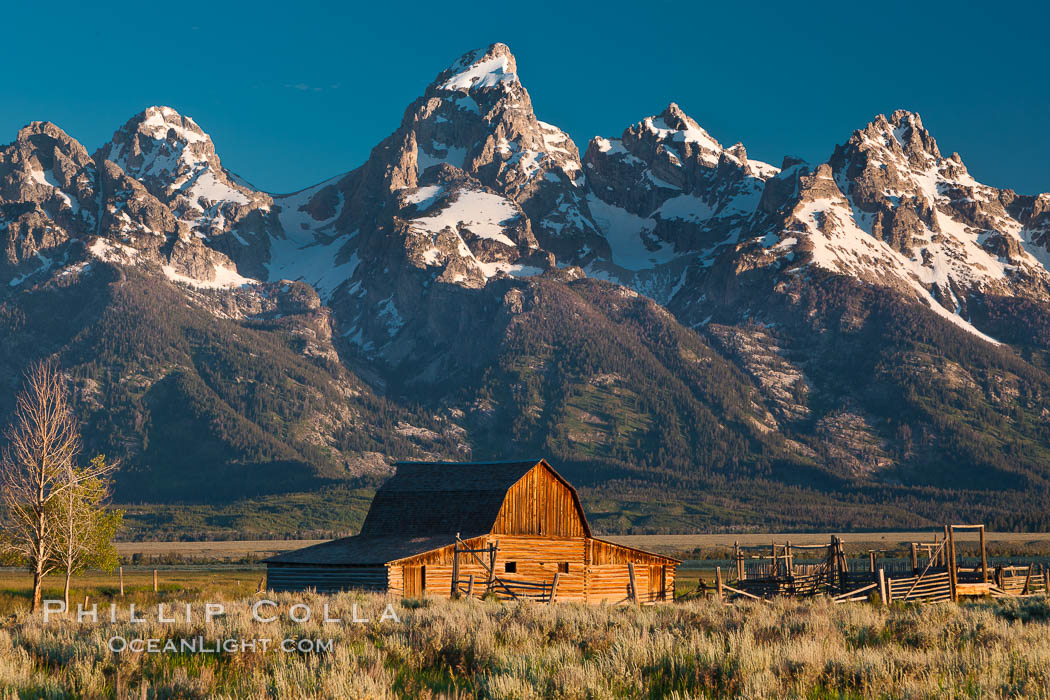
[2,580,1050,698]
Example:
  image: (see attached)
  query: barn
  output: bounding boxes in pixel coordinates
[265,459,678,603]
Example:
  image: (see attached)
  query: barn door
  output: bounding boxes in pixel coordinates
[404,566,425,597]
[649,565,665,602]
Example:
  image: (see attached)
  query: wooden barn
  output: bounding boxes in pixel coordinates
[265,459,678,603]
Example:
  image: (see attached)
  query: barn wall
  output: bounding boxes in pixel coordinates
[266,565,387,593]
[492,465,587,537]
[588,538,679,566]
[391,536,589,600]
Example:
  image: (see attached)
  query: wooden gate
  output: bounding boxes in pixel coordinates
[649,565,666,602]
[404,565,425,597]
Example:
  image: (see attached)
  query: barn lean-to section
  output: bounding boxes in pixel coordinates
[265,459,678,603]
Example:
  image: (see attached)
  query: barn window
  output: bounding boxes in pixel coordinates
[505,561,517,573]
[559,562,570,573]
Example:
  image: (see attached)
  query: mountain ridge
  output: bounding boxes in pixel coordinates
[2,42,1050,537]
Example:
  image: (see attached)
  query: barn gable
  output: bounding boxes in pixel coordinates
[492,460,590,537]
[357,460,546,539]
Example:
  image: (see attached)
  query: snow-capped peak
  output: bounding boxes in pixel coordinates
[645,103,723,155]
[437,43,519,93]
[851,109,942,164]
[96,106,267,241]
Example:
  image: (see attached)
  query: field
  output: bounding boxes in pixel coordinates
[4,588,1050,698]
[3,533,1050,697]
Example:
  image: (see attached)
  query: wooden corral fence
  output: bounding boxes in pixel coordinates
[450,535,561,603]
[713,524,1050,606]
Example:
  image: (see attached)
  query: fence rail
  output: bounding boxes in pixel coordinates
[714,524,1050,607]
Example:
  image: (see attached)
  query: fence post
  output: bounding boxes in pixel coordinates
[947,526,958,602]
[735,542,744,581]
[451,539,460,598]
[119,566,124,596]
[979,525,988,584]
[467,574,474,598]
[716,566,724,603]
[153,569,158,593]
[550,573,560,604]
[869,551,876,574]
[628,563,638,604]
[878,568,888,606]
[910,543,918,574]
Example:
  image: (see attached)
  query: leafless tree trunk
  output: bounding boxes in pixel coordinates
[0,361,108,613]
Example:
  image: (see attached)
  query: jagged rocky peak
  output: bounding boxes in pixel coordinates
[0,121,102,274]
[3,121,97,203]
[852,110,942,163]
[324,42,604,268]
[96,105,271,240]
[581,102,778,278]
[433,42,521,97]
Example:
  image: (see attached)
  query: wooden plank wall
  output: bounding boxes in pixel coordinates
[267,565,387,593]
[389,536,588,600]
[386,534,678,604]
[588,538,678,566]
[492,465,587,537]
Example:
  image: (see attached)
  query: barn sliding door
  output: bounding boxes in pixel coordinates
[649,565,666,601]
[404,566,425,597]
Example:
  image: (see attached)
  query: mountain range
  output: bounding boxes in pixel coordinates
[3,43,1050,538]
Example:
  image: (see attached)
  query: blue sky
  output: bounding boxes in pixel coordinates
[4,0,1047,194]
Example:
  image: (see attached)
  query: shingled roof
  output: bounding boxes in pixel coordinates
[358,459,551,538]
[267,459,585,566]
[264,535,462,566]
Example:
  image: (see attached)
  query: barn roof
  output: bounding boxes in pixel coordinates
[265,459,595,566]
[356,459,587,538]
[264,534,468,566]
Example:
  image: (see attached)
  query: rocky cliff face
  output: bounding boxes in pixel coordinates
[3,43,1050,533]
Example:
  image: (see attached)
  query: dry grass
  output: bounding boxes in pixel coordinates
[3,590,1050,698]
[0,568,262,618]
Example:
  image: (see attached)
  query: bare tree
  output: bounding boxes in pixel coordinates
[53,455,121,608]
[0,361,110,612]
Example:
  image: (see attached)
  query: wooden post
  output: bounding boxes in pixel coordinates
[979,525,988,584]
[878,568,888,606]
[153,569,158,593]
[119,566,124,596]
[832,536,844,593]
[467,574,474,598]
[716,566,724,603]
[943,526,950,568]
[1043,568,1049,595]
[550,573,561,604]
[910,543,918,574]
[786,541,793,577]
[83,594,89,611]
[627,563,638,604]
[451,539,460,598]
[771,541,777,577]
[735,542,744,581]
[947,526,958,602]
[485,542,498,591]
[869,551,877,574]
[1023,564,1034,595]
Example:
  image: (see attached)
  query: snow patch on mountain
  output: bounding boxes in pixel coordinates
[162,263,255,289]
[441,53,517,92]
[408,190,520,246]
